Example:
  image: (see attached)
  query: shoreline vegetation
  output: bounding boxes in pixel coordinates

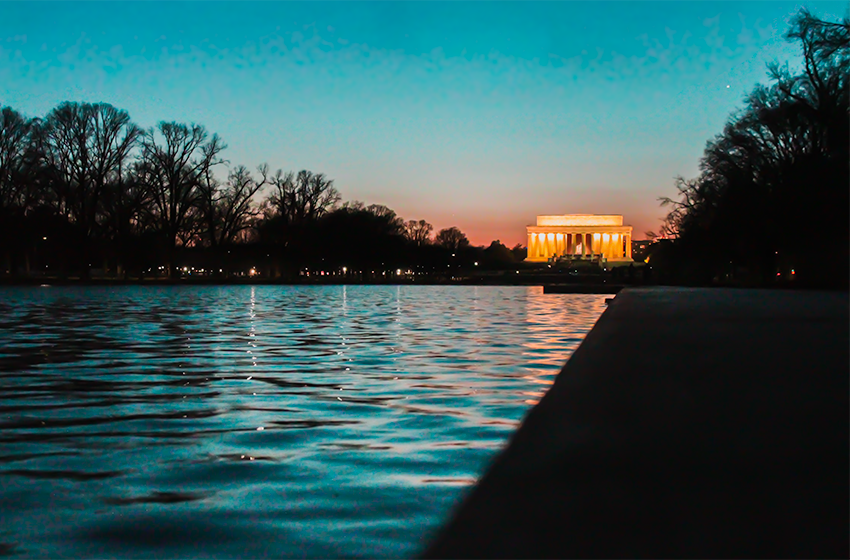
[646,10,848,290]
[2,97,531,282]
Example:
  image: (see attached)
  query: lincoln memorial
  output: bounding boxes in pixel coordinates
[526,214,633,264]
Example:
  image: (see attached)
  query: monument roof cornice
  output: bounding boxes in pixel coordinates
[527,225,633,232]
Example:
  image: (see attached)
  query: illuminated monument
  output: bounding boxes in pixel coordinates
[526,214,633,264]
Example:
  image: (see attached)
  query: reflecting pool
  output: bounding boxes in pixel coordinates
[0,285,606,558]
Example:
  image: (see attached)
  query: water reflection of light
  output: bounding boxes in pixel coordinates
[249,287,257,370]
[522,287,606,394]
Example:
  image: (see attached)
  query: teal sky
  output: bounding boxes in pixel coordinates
[1,1,846,245]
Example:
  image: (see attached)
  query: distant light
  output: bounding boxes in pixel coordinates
[396,269,401,275]
[726,84,730,88]
[342,267,347,273]
[474,262,478,266]
[42,236,47,240]
[249,268,257,276]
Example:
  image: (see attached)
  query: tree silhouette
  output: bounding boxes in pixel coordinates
[0,107,37,215]
[138,122,225,277]
[315,203,408,270]
[40,102,142,277]
[0,101,591,281]
[199,164,268,248]
[483,240,516,267]
[435,226,469,252]
[0,107,40,276]
[656,9,848,287]
[404,219,433,246]
[267,169,340,226]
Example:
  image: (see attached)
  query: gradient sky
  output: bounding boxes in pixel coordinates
[1,1,846,245]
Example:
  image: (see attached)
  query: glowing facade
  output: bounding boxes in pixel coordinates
[526,214,633,264]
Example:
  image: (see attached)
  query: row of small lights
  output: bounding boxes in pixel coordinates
[138,264,499,277]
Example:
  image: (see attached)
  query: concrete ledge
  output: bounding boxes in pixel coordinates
[423,287,849,558]
[543,284,624,294]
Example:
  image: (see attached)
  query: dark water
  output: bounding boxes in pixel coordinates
[0,285,606,558]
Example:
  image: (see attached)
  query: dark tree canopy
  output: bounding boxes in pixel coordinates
[0,107,37,216]
[0,98,532,281]
[435,227,470,252]
[138,122,225,276]
[404,219,434,246]
[654,9,848,288]
[42,102,142,237]
[199,164,268,248]
[267,169,340,226]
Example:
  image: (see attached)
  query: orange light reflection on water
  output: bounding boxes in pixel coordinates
[521,287,607,402]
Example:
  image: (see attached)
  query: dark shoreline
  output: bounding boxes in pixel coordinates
[0,277,826,292]
[0,274,632,290]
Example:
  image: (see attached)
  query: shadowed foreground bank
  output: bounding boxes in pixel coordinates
[423,287,849,558]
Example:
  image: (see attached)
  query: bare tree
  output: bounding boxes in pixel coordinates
[404,219,433,246]
[41,102,141,276]
[0,107,38,214]
[199,163,268,247]
[365,204,404,234]
[99,162,152,277]
[0,107,41,275]
[653,9,849,285]
[267,169,340,226]
[138,122,225,277]
[435,226,470,252]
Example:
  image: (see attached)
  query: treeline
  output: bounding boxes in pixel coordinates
[648,10,849,289]
[0,105,525,280]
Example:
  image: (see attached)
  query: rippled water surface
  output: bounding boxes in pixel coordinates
[0,285,606,558]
